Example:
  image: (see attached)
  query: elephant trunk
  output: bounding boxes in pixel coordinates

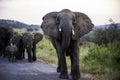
[59,21,72,55]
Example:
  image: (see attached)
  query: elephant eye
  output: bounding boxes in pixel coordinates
[72,18,76,25]
[56,17,60,25]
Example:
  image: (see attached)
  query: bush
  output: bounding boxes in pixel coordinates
[82,41,120,73]
[93,23,120,45]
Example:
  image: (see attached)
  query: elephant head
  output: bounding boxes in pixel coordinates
[33,32,43,44]
[41,9,94,50]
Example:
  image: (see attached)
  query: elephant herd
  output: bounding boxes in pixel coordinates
[0,27,43,62]
[0,9,94,80]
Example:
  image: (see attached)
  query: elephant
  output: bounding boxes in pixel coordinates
[22,32,43,62]
[11,34,24,59]
[41,9,94,80]
[5,43,18,62]
[0,26,13,57]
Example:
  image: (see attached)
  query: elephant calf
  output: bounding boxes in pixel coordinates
[11,34,24,60]
[6,43,18,62]
[22,32,43,62]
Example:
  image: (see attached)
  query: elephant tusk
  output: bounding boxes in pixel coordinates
[59,28,62,32]
[72,29,75,35]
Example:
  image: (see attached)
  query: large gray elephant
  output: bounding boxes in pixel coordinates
[22,32,43,62]
[41,9,94,80]
[0,27,13,57]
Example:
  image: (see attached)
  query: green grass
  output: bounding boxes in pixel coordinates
[36,37,120,80]
[36,37,57,64]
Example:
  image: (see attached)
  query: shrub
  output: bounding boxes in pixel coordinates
[93,23,120,45]
[82,41,120,73]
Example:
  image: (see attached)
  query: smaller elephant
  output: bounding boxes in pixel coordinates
[22,32,43,62]
[11,34,24,59]
[6,43,18,62]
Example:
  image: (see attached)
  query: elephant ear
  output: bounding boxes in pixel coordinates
[41,12,59,39]
[72,12,94,40]
[33,33,43,44]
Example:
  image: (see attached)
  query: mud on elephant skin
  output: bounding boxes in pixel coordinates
[22,32,43,62]
[41,9,94,80]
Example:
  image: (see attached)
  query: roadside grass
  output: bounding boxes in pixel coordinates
[36,37,120,80]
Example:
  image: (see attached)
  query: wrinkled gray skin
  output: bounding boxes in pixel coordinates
[6,43,17,62]
[11,34,24,60]
[41,9,94,80]
[22,32,43,62]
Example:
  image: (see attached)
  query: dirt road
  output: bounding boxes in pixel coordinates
[0,57,90,80]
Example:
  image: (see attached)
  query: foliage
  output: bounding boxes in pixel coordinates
[82,23,120,46]
[82,41,120,74]
[93,24,120,45]
[36,36,58,64]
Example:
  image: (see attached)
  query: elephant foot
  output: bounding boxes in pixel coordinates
[28,59,32,63]
[8,58,10,62]
[32,57,37,61]
[59,73,69,79]
[17,57,22,60]
[0,53,2,56]
[57,66,60,72]
[71,73,80,80]
[70,71,72,75]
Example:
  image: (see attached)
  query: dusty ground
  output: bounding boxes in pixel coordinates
[0,57,90,80]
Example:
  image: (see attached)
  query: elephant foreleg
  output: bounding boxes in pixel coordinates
[8,54,11,62]
[21,48,25,59]
[32,43,36,61]
[70,41,80,80]
[71,52,80,80]
[57,56,61,72]
[59,50,69,79]
[27,48,32,62]
[50,39,61,72]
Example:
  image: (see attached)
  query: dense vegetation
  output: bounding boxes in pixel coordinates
[82,23,120,45]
